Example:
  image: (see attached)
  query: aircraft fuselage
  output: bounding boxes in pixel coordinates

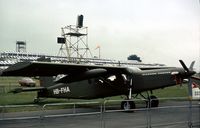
[38,67,185,99]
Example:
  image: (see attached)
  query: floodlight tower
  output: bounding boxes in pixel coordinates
[57,15,92,62]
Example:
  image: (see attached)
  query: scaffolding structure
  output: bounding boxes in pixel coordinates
[57,15,92,62]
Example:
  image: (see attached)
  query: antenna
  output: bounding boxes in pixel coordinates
[77,15,84,28]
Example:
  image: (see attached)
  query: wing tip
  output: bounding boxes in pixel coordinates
[1,62,32,76]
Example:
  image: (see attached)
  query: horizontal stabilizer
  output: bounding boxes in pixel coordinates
[9,87,46,93]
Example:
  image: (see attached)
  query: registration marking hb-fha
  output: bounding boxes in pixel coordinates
[53,87,70,95]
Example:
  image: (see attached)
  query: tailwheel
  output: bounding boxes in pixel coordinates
[121,100,135,111]
[33,97,43,103]
[146,95,159,108]
[33,98,40,103]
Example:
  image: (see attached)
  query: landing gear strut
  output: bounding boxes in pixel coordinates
[120,78,136,111]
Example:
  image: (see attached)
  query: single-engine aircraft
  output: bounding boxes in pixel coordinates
[0,60,196,110]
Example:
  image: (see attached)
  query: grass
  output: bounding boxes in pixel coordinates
[153,85,188,98]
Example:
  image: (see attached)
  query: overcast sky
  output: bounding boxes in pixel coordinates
[0,0,200,71]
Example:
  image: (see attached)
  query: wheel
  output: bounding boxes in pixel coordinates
[121,100,135,111]
[146,95,159,108]
[33,98,40,103]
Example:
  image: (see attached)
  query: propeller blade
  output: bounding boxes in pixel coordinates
[189,61,195,71]
[179,60,189,72]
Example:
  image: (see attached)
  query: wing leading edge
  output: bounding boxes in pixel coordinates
[1,61,170,77]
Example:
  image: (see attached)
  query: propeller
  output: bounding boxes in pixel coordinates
[179,60,196,78]
[179,60,189,72]
[179,60,196,98]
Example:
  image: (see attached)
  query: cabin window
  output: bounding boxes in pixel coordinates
[107,75,116,81]
[94,79,104,86]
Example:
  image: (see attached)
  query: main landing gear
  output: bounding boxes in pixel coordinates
[147,95,159,108]
[144,91,159,108]
[120,79,136,111]
[120,92,159,110]
[141,92,159,108]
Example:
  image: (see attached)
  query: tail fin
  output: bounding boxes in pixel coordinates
[36,56,54,87]
[39,77,54,87]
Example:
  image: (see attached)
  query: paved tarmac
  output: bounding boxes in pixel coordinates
[0,100,199,128]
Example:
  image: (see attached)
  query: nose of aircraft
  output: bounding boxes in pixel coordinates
[189,70,196,76]
[179,60,196,78]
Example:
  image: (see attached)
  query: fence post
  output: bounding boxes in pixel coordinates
[102,100,107,128]
[100,103,103,128]
[0,106,5,120]
[146,99,152,128]
[73,103,76,114]
[188,99,193,128]
[145,100,149,128]
[41,104,46,121]
[38,105,43,128]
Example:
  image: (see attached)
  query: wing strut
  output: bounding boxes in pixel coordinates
[128,78,133,99]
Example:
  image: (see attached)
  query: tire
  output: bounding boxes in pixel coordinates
[146,95,159,108]
[33,98,40,103]
[121,101,135,111]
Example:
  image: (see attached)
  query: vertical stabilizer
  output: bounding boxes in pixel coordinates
[39,77,54,87]
[36,56,54,87]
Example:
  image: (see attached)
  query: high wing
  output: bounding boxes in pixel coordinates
[0,61,169,77]
[0,62,126,76]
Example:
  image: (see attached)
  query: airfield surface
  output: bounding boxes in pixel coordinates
[0,100,199,128]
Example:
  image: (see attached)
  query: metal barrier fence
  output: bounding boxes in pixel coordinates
[0,97,199,128]
[42,101,102,117]
[0,104,41,120]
